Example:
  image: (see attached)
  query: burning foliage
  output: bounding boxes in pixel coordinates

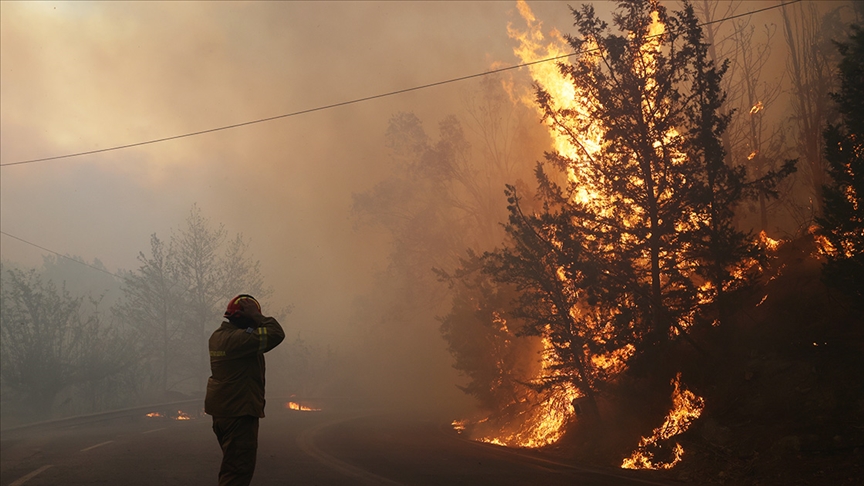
[817,22,864,307]
[621,373,704,470]
[443,0,796,466]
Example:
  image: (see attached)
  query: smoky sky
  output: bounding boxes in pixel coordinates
[0,1,844,396]
[0,1,597,346]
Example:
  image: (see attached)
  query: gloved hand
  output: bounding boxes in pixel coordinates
[234,298,263,321]
[225,295,264,327]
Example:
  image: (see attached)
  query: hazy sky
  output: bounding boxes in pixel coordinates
[0,1,578,334]
[0,0,842,359]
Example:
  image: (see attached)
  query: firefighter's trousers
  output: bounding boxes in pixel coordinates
[212,415,259,486]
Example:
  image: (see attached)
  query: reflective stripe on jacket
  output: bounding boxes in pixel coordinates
[204,316,285,418]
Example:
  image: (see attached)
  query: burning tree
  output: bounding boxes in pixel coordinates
[438,254,541,413]
[466,0,796,448]
[818,22,864,306]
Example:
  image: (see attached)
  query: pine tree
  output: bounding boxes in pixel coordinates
[818,24,864,306]
[485,0,792,401]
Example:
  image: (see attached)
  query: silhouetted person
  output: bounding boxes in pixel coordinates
[205,294,285,486]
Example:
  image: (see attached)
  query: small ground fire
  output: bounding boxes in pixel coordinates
[621,373,705,470]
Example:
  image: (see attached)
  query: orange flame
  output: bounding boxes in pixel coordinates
[508,0,605,203]
[452,1,663,450]
[174,410,191,420]
[286,401,321,412]
[750,101,764,115]
[462,336,582,448]
[621,373,704,470]
[145,412,163,418]
[759,231,783,252]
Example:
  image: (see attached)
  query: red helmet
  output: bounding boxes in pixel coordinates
[224,294,261,318]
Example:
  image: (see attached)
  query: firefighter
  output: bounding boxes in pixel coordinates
[205,294,285,486]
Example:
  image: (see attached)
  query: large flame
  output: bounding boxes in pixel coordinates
[450,0,661,451]
[457,2,707,454]
[507,0,606,204]
[621,373,704,470]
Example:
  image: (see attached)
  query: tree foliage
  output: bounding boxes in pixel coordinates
[438,253,540,411]
[818,23,864,305]
[0,265,130,418]
[483,0,792,404]
[113,204,270,393]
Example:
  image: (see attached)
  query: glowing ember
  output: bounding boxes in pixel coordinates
[451,420,468,433]
[759,231,783,252]
[748,150,759,160]
[145,412,163,418]
[621,373,704,470]
[286,401,321,412]
[750,101,764,115]
[175,410,191,420]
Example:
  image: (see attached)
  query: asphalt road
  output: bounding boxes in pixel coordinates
[0,404,677,485]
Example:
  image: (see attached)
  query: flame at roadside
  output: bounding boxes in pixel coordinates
[621,373,704,470]
[452,335,583,448]
[286,401,321,412]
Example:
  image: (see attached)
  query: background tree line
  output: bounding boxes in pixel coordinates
[0,205,324,425]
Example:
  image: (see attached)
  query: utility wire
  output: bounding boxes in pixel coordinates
[0,230,123,278]
[0,0,801,168]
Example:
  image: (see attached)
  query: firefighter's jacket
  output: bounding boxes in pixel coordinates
[205,315,285,418]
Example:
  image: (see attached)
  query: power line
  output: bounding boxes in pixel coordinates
[0,230,123,279]
[0,0,801,168]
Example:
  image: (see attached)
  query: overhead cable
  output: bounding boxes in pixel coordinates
[0,230,122,278]
[0,0,801,168]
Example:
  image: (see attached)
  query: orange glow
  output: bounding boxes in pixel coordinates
[453,0,671,450]
[621,373,704,470]
[464,336,582,448]
[286,401,321,412]
[748,150,759,160]
[750,101,764,115]
[508,0,603,203]
[174,410,191,420]
[145,412,163,418]
[759,231,783,252]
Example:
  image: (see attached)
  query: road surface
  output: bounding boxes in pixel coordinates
[1,404,677,485]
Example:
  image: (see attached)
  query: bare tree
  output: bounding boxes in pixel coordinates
[781,1,844,218]
[113,234,188,395]
[0,265,130,419]
[171,204,270,388]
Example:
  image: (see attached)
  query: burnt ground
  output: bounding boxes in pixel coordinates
[547,234,864,485]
